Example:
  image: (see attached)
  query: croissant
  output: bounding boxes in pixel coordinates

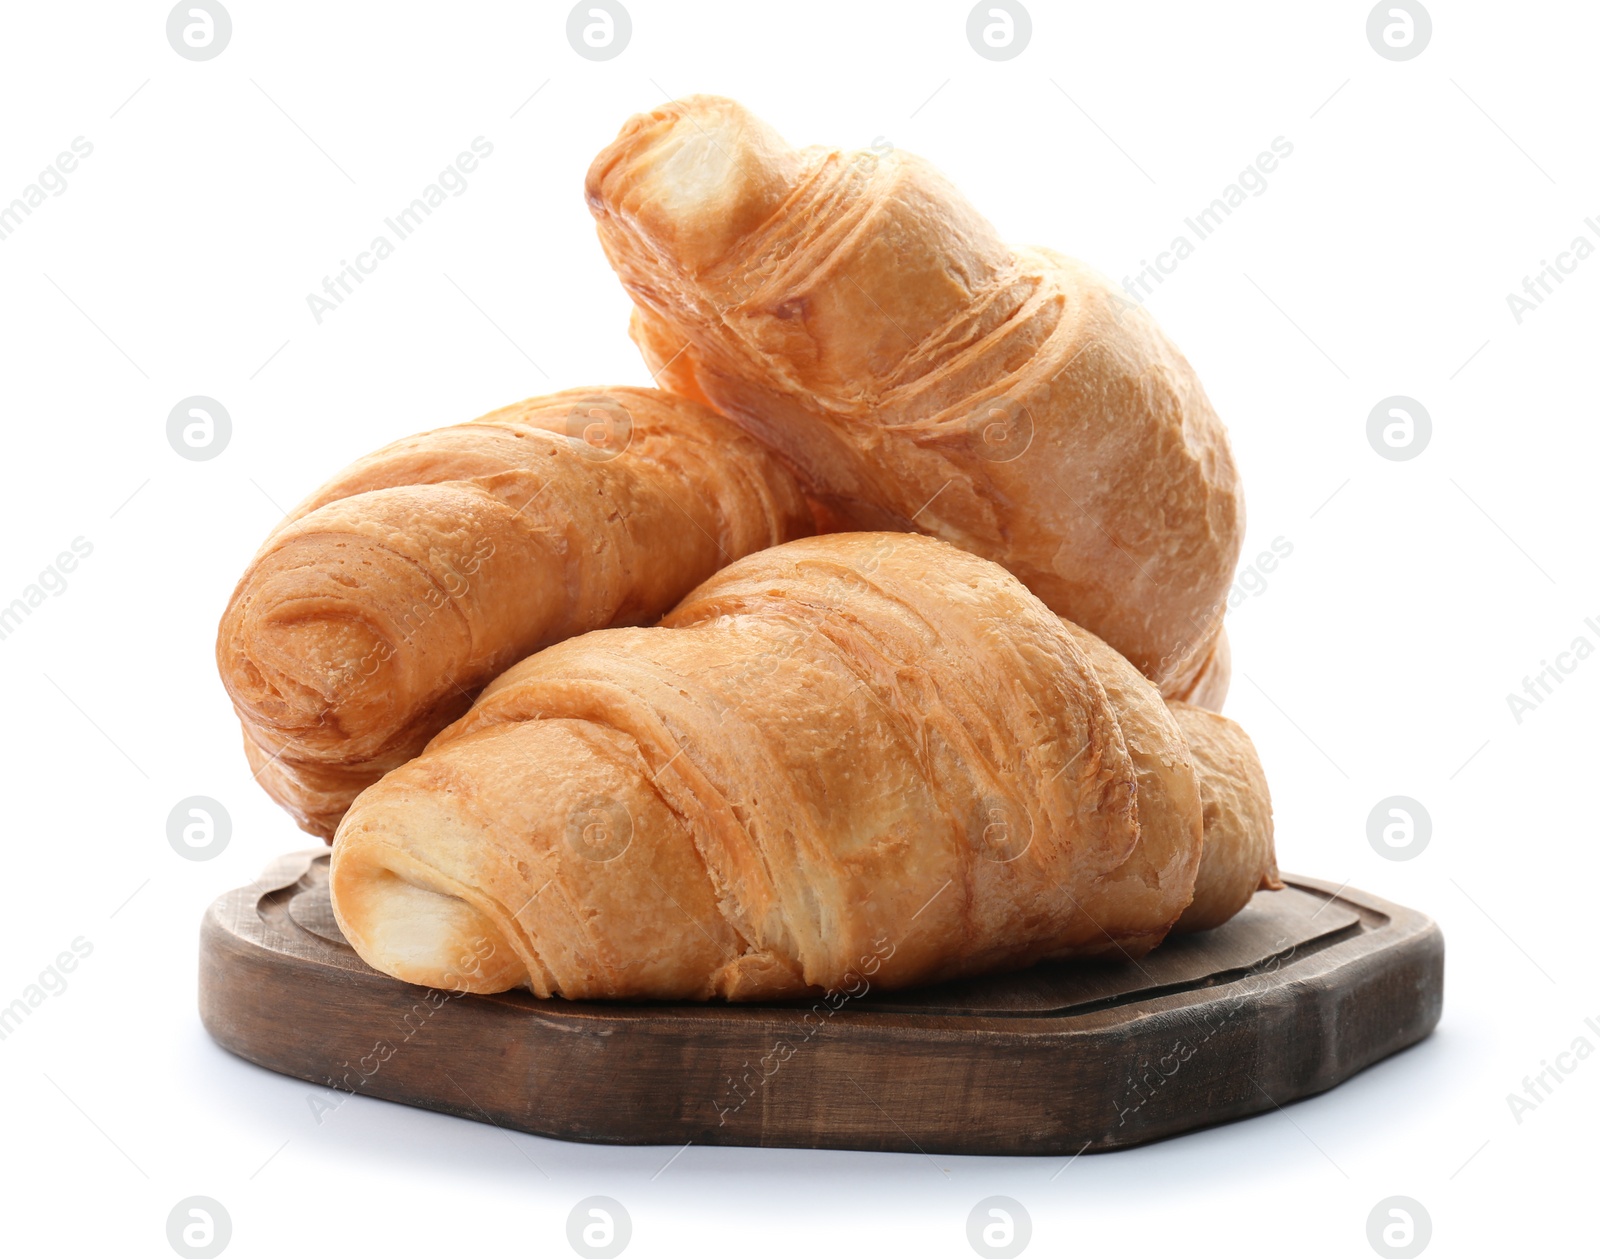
[328,532,1279,1002]
[217,386,811,838]
[586,96,1243,704]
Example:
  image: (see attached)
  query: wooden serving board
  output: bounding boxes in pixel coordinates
[199,851,1443,1155]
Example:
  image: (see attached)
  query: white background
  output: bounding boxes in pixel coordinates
[0,2,1594,1256]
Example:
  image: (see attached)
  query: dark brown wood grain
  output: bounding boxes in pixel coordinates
[199,851,1443,1155]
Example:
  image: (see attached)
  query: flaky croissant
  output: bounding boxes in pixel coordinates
[586,96,1243,704]
[329,533,1279,1002]
[217,386,811,838]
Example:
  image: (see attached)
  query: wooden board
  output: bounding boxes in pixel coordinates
[199,851,1443,1155]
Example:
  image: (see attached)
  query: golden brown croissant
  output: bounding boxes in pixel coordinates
[217,386,811,838]
[586,96,1243,703]
[328,532,1279,1002]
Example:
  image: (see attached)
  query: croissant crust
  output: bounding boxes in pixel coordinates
[586,96,1244,702]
